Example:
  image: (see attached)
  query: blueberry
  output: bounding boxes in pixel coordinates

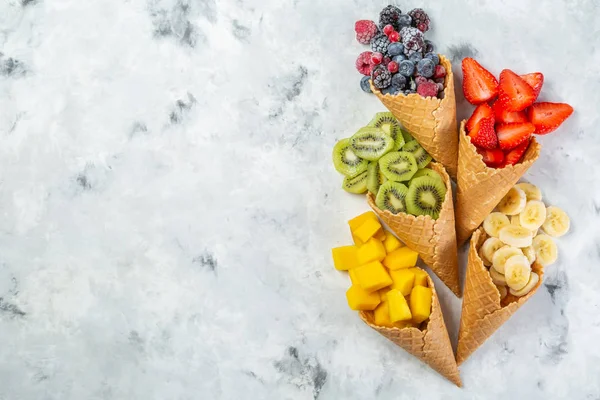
[360,76,372,93]
[387,42,404,57]
[391,73,407,89]
[398,60,415,77]
[424,40,435,53]
[416,58,435,78]
[409,52,423,63]
[382,86,401,95]
[392,54,407,64]
[397,14,412,29]
[425,53,439,66]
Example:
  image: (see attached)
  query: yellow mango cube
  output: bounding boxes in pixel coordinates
[383,246,419,270]
[409,268,429,287]
[348,211,378,232]
[355,261,392,292]
[373,301,393,327]
[410,285,433,323]
[373,229,386,241]
[352,234,363,246]
[346,285,380,310]
[357,238,386,265]
[354,218,382,243]
[331,245,359,271]
[383,234,402,253]
[348,268,359,285]
[379,288,390,302]
[389,269,415,296]
[386,289,412,322]
[394,320,418,329]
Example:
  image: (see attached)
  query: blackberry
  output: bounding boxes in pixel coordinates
[371,65,392,89]
[370,34,391,55]
[379,5,402,30]
[400,27,425,56]
[408,8,430,33]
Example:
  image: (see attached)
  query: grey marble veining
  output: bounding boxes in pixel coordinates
[1,0,600,398]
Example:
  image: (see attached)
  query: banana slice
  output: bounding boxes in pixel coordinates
[519,200,547,231]
[496,186,527,215]
[515,182,542,201]
[481,237,504,265]
[511,215,538,236]
[542,206,570,237]
[489,268,507,286]
[504,255,532,291]
[479,247,491,266]
[495,284,508,300]
[483,212,510,238]
[492,245,523,274]
[509,272,540,297]
[499,225,533,248]
[532,234,558,266]
[522,245,537,264]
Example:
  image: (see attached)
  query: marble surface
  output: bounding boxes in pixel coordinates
[1,0,600,398]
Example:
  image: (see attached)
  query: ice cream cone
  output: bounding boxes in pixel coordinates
[371,55,458,178]
[456,227,544,365]
[367,162,460,297]
[455,120,541,246]
[360,272,462,387]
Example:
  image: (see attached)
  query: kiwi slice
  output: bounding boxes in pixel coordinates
[332,138,369,176]
[376,181,409,214]
[366,162,381,195]
[412,168,443,182]
[401,129,415,143]
[378,151,418,182]
[406,176,447,219]
[350,127,394,161]
[368,112,405,151]
[402,140,432,169]
[342,170,368,194]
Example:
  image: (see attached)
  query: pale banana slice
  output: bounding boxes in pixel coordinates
[509,272,540,297]
[489,268,507,286]
[499,225,533,248]
[479,246,491,266]
[504,255,532,291]
[542,206,570,237]
[532,234,558,266]
[492,245,523,274]
[510,215,538,236]
[495,284,508,300]
[522,245,537,264]
[483,212,510,238]
[496,186,527,215]
[481,237,504,265]
[515,182,542,201]
[519,200,547,231]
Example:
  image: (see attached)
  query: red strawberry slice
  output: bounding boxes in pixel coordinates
[492,101,528,124]
[476,147,505,168]
[497,69,536,111]
[496,122,535,150]
[462,58,499,105]
[527,102,574,135]
[503,140,530,166]
[468,117,497,149]
[520,72,544,99]
[466,103,494,132]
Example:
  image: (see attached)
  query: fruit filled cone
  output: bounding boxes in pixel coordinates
[367,163,460,297]
[371,55,458,178]
[456,228,544,365]
[455,120,541,246]
[360,272,462,387]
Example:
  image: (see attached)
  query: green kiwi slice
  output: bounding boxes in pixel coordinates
[378,151,418,182]
[350,127,394,161]
[332,138,369,176]
[366,162,381,195]
[412,168,443,182]
[367,112,405,151]
[406,176,447,219]
[376,181,409,214]
[401,129,415,143]
[342,170,368,194]
[402,140,432,169]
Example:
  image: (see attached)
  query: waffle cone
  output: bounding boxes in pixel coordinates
[367,163,460,297]
[371,55,458,178]
[455,120,541,246]
[456,228,544,364]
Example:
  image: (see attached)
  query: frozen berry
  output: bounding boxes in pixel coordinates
[417,81,438,97]
[383,24,395,36]
[408,8,430,32]
[360,76,373,93]
[415,76,428,86]
[370,34,391,54]
[392,54,407,64]
[424,53,439,66]
[398,60,415,77]
[355,20,378,45]
[417,58,435,78]
[371,52,383,65]
[382,86,401,95]
[371,65,392,89]
[424,40,435,54]
[387,61,399,73]
[387,43,404,57]
[400,27,424,56]
[409,52,423,63]
[391,73,407,89]
[436,82,444,92]
[379,5,402,30]
[389,31,400,43]
[434,77,446,84]
[355,51,373,75]
[397,14,412,29]
[382,56,391,66]
[433,64,446,79]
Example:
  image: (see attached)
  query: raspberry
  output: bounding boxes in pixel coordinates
[387,61,399,73]
[355,51,373,75]
[355,20,378,45]
[371,65,392,89]
[400,27,424,56]
[370,34,390,54]
[434,64,446,79]
[389,31,400,43]
[417,81,438,97]
[371,52,383,65]
[379,5,402,30]
[408,8,430,33]
[383,24,395,36]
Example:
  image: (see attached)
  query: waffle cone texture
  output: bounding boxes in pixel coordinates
[360,272,462,386]
[455,120,541,246]
[456,228,544,365]
[367,163,460,297]
[371,55,458,178]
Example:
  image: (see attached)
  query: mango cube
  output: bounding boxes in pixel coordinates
[373,229,386,241]
[348,268,359,285]
[353,218,382,243]
[331,245,359,271]
[346,285,380,310]
[410,285,433,323]
[386,289,412,322]
[355,261,392,292]
[383,246,419,270]
[373,301,393,327]
[379,288,390,302]
[389,269,415,296]
[409,268,429,287]
[348,211,378,232]
[357,238,386,265]
[383,234,402,253]
[352,234,364,246]
[395,320,418,329]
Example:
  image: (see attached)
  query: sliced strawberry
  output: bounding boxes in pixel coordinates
[476,147,504,168]
[466,103,494,132]
[468,117,497,149]
[497,69,536,111]
[462,58,499,105]
[503,140,530,166]
[496,122,535,150]
[520,72,544,99]
[492,101,528,124]
[527,102,574,135]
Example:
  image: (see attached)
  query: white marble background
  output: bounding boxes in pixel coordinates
[1,0,600,398]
